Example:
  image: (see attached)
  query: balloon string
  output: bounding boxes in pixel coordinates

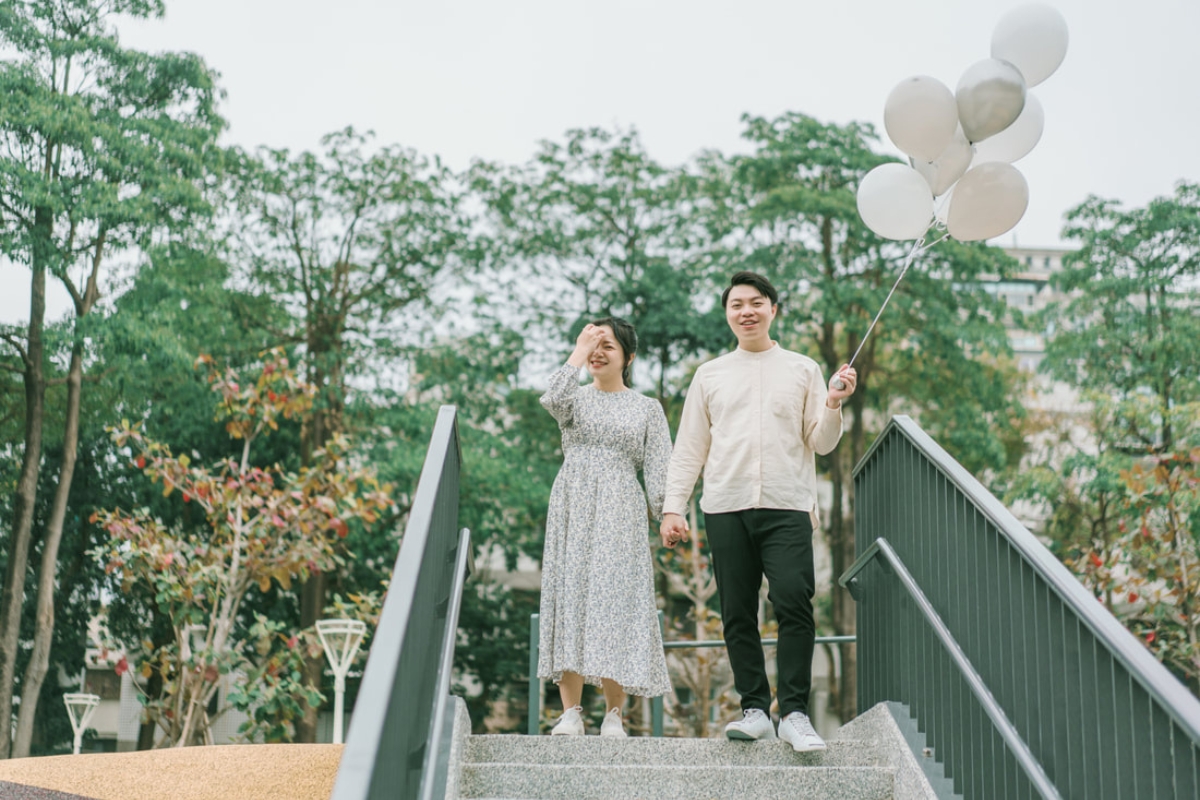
[843,233,938,372]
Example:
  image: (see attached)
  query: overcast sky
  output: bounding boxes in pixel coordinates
[2,0,1197,325]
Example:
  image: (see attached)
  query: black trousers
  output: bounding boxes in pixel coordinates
[705,508,816,717]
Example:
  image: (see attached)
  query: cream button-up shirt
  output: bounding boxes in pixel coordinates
[663,344,843,525]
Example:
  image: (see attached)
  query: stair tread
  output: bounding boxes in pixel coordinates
[461,763,896,800]
[465,734,892,768]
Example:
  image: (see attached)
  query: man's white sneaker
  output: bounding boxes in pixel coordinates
[551,705,585,736]
[778,711,826,752]
[600,707,627,738]
[724,708,776,741]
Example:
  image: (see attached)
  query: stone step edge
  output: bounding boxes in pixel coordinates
[466,763,895,771]
[460,764,898,800]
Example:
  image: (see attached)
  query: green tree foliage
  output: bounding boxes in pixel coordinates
[471,127,728,401]
[92,350,393,745]
[229,128,467,457]
[1042,181,1200,444]
[1012,183,1200,693]
[227,130,467,738]
[0,0,224,757]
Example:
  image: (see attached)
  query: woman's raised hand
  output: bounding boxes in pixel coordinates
[573,323,606,355]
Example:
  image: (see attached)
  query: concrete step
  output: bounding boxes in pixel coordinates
[459,763,896,800]
[466,733,890,768]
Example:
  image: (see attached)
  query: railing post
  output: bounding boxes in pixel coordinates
[651,610,664,736]
[527,612,541,735]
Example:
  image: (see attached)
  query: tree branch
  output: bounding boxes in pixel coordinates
[0,331,29,365]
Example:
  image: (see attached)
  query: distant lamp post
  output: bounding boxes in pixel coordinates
[63,693,101,755]
[316,618,367,745]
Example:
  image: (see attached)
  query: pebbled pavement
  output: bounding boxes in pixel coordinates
[0,781,97,799]
[0,744,342,800]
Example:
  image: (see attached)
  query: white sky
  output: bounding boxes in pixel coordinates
[2,0,1198,325]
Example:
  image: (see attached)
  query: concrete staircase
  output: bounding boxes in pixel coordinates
[444,701,958,800]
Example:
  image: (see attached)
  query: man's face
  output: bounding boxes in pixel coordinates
[724,284,776,347]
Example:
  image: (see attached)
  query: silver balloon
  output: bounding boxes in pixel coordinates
[955,58,1026,144]
[972,93,1044,165]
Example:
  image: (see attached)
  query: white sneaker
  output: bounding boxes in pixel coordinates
[551,705,584,736]
[724,708,776,741]
[600,707,627,738]
[778,711,826,752]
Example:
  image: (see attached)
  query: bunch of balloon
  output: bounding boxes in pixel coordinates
[834,3,1069,389]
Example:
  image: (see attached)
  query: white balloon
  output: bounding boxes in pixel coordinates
[912,125,974,197]
[956,58,1026,144]
[972,94,1044,165]
[946,163,1029,242]
[884,75,959,163]
[991,3,1069,88]
[856,163,934,241]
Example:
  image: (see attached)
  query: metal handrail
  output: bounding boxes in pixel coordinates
[851,414,1200,798]
[840,537,1060,799]
[331,405,471,800]
[867,415,1200,746]
[420,527,475,800]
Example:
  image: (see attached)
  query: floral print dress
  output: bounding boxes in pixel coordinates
[537,363,674,697]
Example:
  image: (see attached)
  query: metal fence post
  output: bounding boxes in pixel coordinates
[652,610,664,736]
[527,612,541,735]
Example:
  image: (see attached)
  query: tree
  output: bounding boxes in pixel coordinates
[1040,181,1200,449]
[0,0,224,757]
[470,126,728,402]
[228,129,465,740]
[1012,183,1200,694]
[91,242,299,749]
[91,349,393,745]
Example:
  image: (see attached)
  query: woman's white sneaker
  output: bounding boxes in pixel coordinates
[724,708,777,740]
[551,705,585,736]
[600,707,627,738]
[778,711,826,752]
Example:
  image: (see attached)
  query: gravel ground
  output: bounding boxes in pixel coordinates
[0,744,344,800]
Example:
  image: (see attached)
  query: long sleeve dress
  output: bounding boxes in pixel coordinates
[536,363,674,697]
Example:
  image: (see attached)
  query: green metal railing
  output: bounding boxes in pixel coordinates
[847,415,1200,799]
[527,611,854,735]
[331,406,474,800]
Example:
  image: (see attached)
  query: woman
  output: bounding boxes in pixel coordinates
[538,317,673,737]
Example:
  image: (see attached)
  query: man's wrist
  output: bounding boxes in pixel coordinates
[825,399,841,410]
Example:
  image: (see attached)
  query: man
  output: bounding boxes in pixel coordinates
[660,270,856,752]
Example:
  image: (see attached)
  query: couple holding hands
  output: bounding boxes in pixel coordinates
[536,270,857,751]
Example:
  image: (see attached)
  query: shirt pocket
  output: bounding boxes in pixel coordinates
[768,392,801,426]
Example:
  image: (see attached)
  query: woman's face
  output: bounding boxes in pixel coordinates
[586,325,627,384]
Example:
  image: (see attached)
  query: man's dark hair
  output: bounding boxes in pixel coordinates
[721,271,779,308]
[591,316,637,387]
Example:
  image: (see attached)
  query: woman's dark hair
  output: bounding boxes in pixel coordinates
[591,316,637,387]
[721,270,779,308]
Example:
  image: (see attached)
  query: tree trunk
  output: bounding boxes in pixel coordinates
[0,242,49,759]
[11,338,85,757]
[11,232,102,757]
[295,338,342,743]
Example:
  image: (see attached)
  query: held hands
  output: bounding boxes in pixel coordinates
[827,364,857,407]
[660,513,690,549]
